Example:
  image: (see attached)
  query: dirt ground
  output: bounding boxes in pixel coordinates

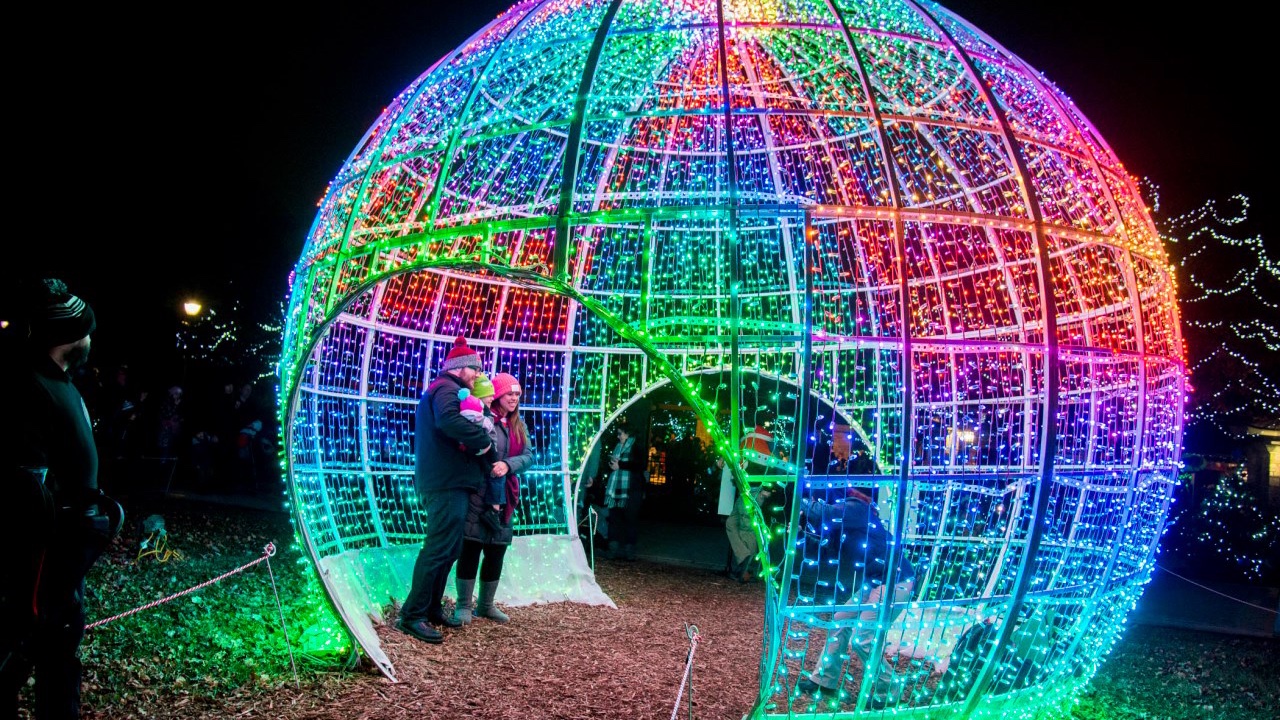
[83,559,768,720]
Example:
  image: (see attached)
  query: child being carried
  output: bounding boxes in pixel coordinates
[458,374,504,535]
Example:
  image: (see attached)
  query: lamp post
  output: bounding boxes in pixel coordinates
[178,298,204,385]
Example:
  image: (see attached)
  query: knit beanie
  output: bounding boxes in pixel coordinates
[471,373,496,400]
[25,278,96,348]
[442,335,483,372]
[492,372,521,398]
[457,388,485,420]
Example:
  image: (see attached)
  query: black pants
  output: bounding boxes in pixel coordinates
[2,541,90,720]
[400,489,470,622]
[456,539,508,583]
[608,500,642,546]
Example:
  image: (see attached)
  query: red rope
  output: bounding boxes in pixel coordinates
[86,542,277,631]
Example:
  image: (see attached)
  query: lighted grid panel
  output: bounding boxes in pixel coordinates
[280,1,1184,716]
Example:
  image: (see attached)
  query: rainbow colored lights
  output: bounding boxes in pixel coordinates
[280,0,1185,716]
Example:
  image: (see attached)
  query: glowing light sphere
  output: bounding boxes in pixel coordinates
[279,0,1184,716]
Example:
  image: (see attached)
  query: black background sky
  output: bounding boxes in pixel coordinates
[8,1,1273,377]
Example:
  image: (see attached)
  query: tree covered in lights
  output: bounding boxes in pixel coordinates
[1143,190,1280,586]
[277,1,1187,716]
[179,299,286,384]
[1152,191,1280,449]
[1163,462,1280,584]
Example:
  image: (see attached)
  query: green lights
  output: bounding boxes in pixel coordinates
[278,1,1183,716]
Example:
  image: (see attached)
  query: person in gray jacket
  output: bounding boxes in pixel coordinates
[398,337,501,645]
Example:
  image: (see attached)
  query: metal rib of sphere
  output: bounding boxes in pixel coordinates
[279,1,1184,716]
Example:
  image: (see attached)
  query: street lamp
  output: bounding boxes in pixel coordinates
[178,299,205,385]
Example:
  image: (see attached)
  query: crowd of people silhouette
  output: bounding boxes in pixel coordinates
[72,363,280,503]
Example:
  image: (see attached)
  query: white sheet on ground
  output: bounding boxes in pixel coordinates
[317,533,615,680]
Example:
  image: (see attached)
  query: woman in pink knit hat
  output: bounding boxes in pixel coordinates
[452,372,531,624]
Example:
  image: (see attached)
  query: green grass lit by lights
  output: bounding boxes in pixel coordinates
[69,498,349,708]
[1070,625,1279,720]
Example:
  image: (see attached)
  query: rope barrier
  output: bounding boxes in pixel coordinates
[87,542,280,630]
[1156,565,1279,615]
[669,623,701,720]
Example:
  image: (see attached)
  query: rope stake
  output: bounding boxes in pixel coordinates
[670,623,701,720]
[587,506,599,567]
[263,548,301,686]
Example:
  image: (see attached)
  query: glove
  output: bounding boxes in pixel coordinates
[479,508,503,536]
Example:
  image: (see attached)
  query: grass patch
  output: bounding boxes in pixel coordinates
[1072,625,1278,720]
[28,497,350,714]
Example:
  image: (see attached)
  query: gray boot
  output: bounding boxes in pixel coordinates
[453,577,475,625]
[476,580,510,623]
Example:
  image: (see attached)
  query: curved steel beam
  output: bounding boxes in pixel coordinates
[552,0,626,278]
[902,3,1061,715]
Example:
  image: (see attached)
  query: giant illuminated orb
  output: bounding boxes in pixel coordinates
[280,0,1184,716]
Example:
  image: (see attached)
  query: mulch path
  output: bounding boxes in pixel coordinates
[84,559,768,720]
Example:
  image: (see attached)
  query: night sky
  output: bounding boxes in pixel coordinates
[8,0,1272,374]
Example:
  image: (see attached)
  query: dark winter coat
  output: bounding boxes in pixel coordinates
[792,494,914,605]
[414,373,495,496]
[3,352,100,509]
[1,350,118,634]
[463,413,534,545]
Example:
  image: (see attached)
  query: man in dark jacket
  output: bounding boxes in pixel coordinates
[398,337,500,644]
[2,278,121,719]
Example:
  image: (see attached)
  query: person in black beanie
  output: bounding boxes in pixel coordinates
[2,278,121,719]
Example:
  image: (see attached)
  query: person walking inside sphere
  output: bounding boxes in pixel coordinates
[717,456,759,582]
[453,372,531,624]
[603,420,646,561]
[2,278,122,719]
[398,337,496,644]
